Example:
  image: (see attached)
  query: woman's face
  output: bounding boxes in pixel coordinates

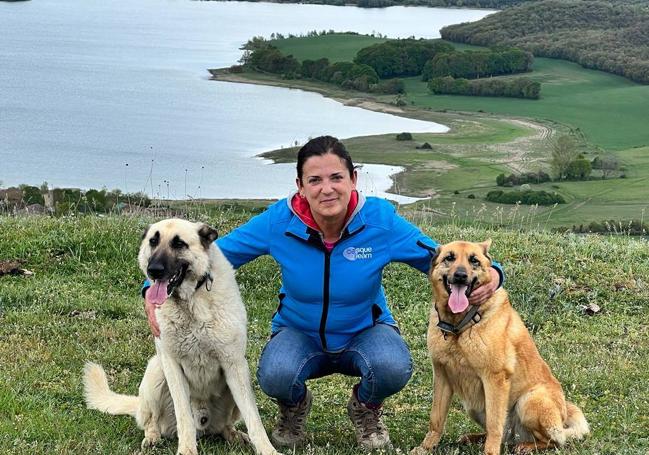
[297,153,357,222]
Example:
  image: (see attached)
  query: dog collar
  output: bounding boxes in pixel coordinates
[437,305,482,338]
[195,273,213,292]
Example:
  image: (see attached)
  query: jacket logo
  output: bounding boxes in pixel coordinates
[343,246,373,261]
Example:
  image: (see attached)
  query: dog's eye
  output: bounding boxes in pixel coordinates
[149,233,159,247]
[171,235,188,250]
[469,255,480,266]
[444,253,455,262]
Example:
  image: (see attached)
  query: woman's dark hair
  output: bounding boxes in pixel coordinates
[296,135,355,182]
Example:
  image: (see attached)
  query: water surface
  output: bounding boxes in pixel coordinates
[0,0,494,201]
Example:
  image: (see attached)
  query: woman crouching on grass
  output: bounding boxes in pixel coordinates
[144,135,504,450]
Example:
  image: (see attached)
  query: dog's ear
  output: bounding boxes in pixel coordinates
[429,245,441,271]
[479,239,492,260]
[141,224,151,240]
[198,224,219,250]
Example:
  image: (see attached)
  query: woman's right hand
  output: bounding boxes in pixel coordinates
[144,298,161,338]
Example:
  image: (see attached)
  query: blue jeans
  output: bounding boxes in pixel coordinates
[256,324,412,407]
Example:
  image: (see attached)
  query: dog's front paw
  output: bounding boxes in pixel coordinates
[141,434,161,449]
[411,430,441,454]
[221,426,251,445]
[457,432,487,445]
[258,445,283,455]
[512,443,535,455]
[176,444,198,455]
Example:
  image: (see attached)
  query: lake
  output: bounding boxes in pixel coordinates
[0,0,494,202]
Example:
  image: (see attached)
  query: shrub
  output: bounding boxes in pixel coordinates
[19,185,44,205]
[396,132,413,141]
[422,48,533,81]
[428,76,541,99]
[246,45,300,75]
[301,58,330,80]
[370,78,405,94]
[570,219,649,235]
[566,158,592,180]
[496,171,551,186]
[486,189,565,205]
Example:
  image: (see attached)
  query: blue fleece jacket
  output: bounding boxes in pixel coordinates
[213,194,504,352]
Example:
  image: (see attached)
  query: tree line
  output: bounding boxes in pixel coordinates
[240,36,540,99]
[354,40,455,78]
[239,39,405,94]
[441,0,649,84]
[0,184,151,215]
[204,0,526,8]
[428,75,540,99]
[211,0,645,9]
[422,48,533,81]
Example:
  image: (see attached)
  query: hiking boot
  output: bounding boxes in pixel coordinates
[271,388,313,447]
[347,386,391,450]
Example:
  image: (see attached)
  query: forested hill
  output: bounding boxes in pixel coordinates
[442,0,649,83]
[235,0,525,7]
[211,0,647,9]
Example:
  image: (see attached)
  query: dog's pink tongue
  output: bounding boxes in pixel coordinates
[449,284,469,314]
[146,280,170,306]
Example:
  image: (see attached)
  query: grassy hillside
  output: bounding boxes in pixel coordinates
[260,33,649,228]
[262,134,649,231]
[274,34,649,151]
[1,213,647,454]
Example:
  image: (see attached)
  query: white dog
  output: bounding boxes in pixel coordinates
[83,219,280,455]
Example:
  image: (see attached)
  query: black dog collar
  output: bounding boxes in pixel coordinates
[437,305,482,338]
[195,273,213,292]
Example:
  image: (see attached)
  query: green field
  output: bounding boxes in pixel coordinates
[1,214,648,454]
[275,33,386,63]
[259,34,649,228]
[275,34,649,151]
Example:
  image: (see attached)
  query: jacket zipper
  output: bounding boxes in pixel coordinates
[317,226,364,351]
[320,250,331,350]
[286,226,365,351]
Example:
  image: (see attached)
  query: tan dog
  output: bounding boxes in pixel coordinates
[412,240,589,455]
[83,219,280,455]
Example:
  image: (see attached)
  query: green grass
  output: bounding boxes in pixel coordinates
[262,136,649,230]
[404,57,649,152]
[273,35,649,151]
[1,213,648,454]
[274,33,387,63]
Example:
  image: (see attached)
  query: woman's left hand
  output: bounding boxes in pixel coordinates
[468,267,500,306]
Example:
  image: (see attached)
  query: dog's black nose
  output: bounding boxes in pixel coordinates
[453,268,468,283]
[147,261,165,280]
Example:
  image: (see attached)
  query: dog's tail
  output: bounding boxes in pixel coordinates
[563,401,590,440]
[83,362,139,417]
